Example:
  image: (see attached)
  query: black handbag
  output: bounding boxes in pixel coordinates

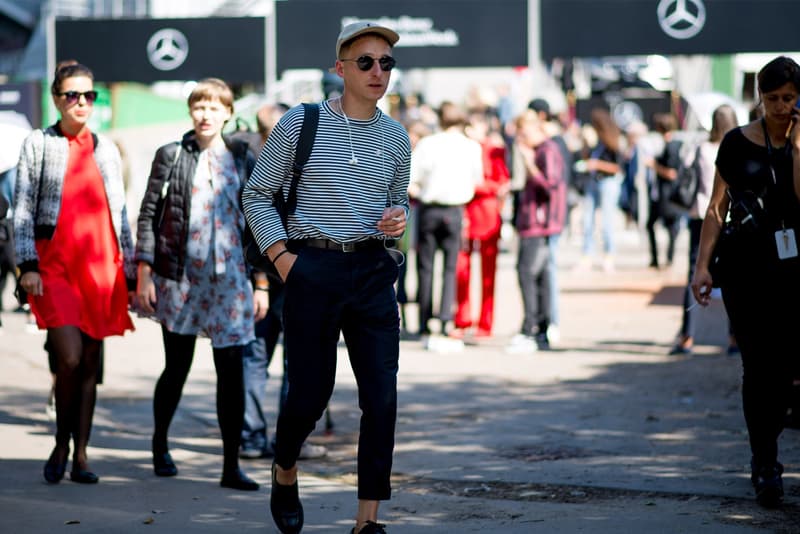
[669,146,701,210]
[707,224,733,288]
[244,103,319,283]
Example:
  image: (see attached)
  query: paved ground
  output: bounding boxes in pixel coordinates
[1,222,799,533]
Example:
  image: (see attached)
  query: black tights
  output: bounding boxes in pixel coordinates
[152,326,245,474]
[48,326,102,470]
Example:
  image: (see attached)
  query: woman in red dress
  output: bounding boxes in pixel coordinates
[14,61,135,484]
[454,110,510,338]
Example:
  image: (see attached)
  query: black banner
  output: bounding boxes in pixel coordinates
[55,17,265,83]
[276,0,527,72]
[0,82,41,127]
[542,0,800,60]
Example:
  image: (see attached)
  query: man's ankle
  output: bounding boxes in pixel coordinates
[274,464,297,485]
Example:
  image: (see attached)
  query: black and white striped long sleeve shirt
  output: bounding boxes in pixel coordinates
[242,100,411,252]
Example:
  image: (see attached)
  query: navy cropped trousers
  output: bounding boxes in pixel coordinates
[274,244,400,500]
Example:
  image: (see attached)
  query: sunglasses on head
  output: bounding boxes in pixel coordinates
[57,90,98,105]
[340,55,396,72]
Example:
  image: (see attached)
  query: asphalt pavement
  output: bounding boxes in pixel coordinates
[1,221,799,533]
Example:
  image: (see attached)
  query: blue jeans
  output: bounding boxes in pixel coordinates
[581,176,621,256]
[241,284,286,451]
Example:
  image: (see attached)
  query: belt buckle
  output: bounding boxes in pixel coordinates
[341,241,356,253]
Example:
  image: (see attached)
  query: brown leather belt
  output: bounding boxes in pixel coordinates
[291,238,393,253]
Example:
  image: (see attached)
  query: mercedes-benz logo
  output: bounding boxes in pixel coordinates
[657,0,706,40]
[147,28,189,71]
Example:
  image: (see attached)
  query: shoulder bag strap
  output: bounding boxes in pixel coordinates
[285,102,319,215]
[155,142,181,229]
[160,142,182,199]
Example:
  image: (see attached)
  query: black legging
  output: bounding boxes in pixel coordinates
[152,326,245,474]
[48,326,102,469]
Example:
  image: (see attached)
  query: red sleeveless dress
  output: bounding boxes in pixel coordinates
[30,128,134,339]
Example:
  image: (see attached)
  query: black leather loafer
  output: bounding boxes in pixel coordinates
[153,451,178,477]
[270,463,303,533]
[220,468,260,491]
[752,462,784,508]
[70,469,99,484]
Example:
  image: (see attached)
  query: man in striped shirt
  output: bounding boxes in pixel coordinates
[242,20,411,534]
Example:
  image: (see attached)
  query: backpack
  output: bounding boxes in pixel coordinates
[243,103,319,283]
[669,145,701,210]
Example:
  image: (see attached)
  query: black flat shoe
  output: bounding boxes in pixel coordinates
[43,445,69,484]
[70,469,99,484]
[351,521,387,534]
[751,461,784,508]
[270,463,303,534]
[668,344,692,356]
[153,451,178,477]
[43,458,67,483]
[220,468,260,491]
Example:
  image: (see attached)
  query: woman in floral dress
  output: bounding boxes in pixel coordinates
[135,78,267,490]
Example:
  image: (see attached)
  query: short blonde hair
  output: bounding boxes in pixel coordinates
[514,109,540,130]
[188,78,234,113]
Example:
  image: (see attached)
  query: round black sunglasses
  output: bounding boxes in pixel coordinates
[340,55,396,72]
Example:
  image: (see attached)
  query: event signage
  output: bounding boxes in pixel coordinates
[275,0,528,72]
[541,0,800,59]
[55,17,265,83]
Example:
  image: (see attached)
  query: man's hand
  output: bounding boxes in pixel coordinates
[378,206,406,237]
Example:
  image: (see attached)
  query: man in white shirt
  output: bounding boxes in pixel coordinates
[409,102,482,344]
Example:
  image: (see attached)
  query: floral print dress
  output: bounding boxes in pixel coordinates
[151,144,254,348]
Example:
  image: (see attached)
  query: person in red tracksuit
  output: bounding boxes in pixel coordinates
[453,111,510,338]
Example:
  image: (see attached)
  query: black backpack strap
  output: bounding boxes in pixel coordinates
[285,102,319,215]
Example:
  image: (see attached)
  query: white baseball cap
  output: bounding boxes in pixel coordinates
[335,21,399,59]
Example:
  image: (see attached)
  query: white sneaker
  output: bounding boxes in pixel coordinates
[424,334,465,353]
[298,442,327,459]
[505,333,538,354]
[602,255,615,273]
[547,325,561,345]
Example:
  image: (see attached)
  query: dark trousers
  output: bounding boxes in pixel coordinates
[517,235,550,336]
[646,200,681,266]
[416,204,463,334]
[721,261,800,469]
[274,245,399,500]
[679,218,703,338]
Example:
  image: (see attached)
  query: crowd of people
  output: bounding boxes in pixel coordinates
[2,20,799,530]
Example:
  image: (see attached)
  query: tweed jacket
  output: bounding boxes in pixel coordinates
[13,124,135,282]
[135,131,255,281]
